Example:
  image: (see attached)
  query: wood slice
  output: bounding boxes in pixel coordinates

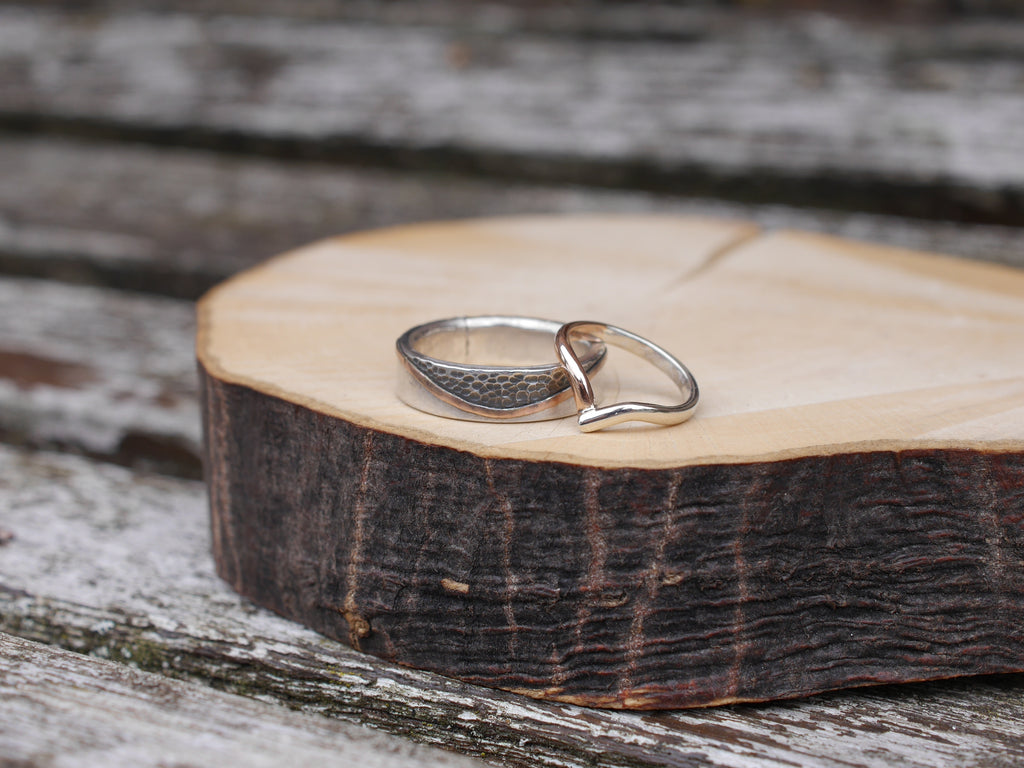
[197,215,1024,709]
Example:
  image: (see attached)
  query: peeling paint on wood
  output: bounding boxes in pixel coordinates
[0,277,200,476]
[0,631,485,768]
[0,349,98,390]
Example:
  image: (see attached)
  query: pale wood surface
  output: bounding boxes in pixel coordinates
[0,631,485,768]
[199,216,1024,469]
[3,444,1023,768]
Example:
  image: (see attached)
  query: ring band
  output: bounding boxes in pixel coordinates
[555,321,699,432]
[396,316,607,422]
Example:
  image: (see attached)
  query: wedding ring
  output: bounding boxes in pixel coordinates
[555,321,699,432]
[396,316,607,422]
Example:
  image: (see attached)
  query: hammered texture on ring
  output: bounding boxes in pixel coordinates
[396,316,607,422]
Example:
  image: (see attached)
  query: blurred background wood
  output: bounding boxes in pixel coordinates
[1,1,1023,765]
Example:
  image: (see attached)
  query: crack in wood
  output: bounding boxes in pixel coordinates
[485,459,519,661]
[620,472,683,703]
[204,374,241,593]
[343,431,376,648]
[568,468,610,692]
[674,226,765,285]
[729,500,752,701]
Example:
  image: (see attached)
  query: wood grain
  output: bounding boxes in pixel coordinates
[199,217,1024,708]
[3,9,1024,223]
[3,444,1023,767]
[0,631,485,768]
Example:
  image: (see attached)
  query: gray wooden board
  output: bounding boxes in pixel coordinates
[5,1,1021,28]
[0,276,200,476]
[0,632,486,768]
[2,9,1024,223]
[1,445,1023,768]
[1,137,1022,301]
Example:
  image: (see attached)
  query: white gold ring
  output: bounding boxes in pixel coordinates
[554,321,699,432]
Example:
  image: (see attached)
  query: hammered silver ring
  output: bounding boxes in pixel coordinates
[395,316,607,422]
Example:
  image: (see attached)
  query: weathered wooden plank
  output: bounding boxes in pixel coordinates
[0,632,485,768]
[4,1,1020,30]
[0,276,200,476]
[2,9,1023,223]
[1,137,1021,301]
[2,445,1023,767]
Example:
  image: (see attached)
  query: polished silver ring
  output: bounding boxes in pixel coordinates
[396,316,607,422]
[555,321,699,432]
